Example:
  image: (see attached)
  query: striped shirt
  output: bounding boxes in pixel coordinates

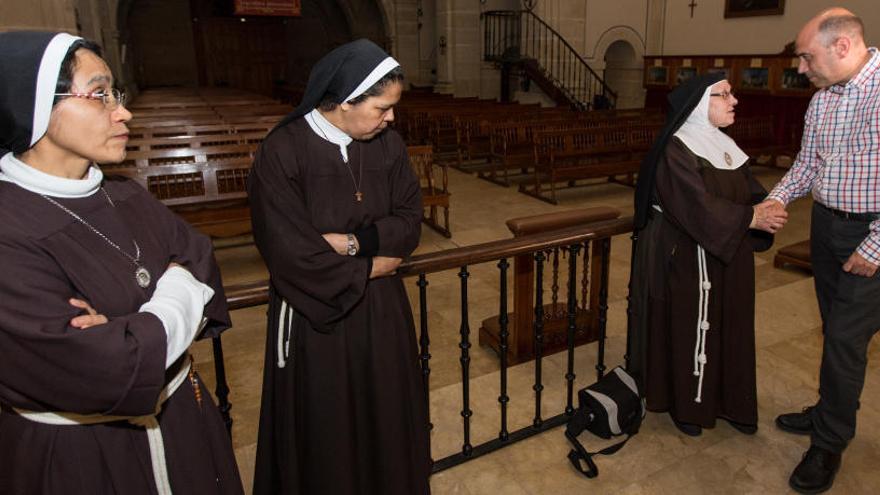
[768,47,880,265]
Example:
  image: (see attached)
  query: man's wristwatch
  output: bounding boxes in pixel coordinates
[346,233,357,256]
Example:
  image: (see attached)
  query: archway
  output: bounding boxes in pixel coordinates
[602,39,643,109]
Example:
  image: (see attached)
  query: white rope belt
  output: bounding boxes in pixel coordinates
[693,245,711,403]
[12,356,192,495]
[276,298,293,368]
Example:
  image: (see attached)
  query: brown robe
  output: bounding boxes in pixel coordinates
[249,119,431,495]
[632,137,771,428]
[0,178,242,494]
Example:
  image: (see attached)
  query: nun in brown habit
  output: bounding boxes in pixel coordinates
[628,74,785,436]
[250,39,431,495]
[0,32,242,494]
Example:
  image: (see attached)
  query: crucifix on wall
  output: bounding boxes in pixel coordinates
[689,0,698,18]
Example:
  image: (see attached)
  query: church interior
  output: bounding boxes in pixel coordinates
[3,0,880,493]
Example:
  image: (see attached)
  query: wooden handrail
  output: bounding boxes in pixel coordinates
[223,216,634,309]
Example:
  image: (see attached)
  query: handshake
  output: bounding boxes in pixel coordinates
[750,199,788,234]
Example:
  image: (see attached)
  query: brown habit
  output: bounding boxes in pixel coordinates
[633,137,771,428]
[0,178,242,494]
[250,119,431,495]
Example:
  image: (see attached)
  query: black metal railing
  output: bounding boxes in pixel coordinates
[217,216,633,472]
[482,9,617,110]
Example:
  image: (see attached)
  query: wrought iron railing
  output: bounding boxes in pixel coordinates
[482,10,616,110]
[215,215,634,472]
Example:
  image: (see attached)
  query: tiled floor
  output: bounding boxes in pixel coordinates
[189,163,880,494]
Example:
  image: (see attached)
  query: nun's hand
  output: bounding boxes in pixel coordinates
[370,256,402,279]
[322,233,354,256]
[69,298,109,329]
[751,200,788,233]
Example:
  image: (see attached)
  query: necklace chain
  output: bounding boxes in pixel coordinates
[313,115,364,202]
[41,188,142,266]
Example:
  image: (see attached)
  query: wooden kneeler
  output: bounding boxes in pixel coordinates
[773,239,812,272]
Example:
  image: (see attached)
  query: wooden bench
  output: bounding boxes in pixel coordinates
[126,134,246,152]
[128,123,236,140]
[521,125,661,204]
[112,143,258,169]
[407,145,451,238]
[725,115,795,167]
[110,158,253,238]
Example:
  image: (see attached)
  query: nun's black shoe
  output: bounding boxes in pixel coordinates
[776,406,814,435]
[672,417,702,436]
[721,417,757,435]
[789,445,840,494]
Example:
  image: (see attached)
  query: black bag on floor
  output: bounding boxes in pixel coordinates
[564,366,645,478]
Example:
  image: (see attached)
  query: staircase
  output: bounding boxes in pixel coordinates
[482,10,616,110]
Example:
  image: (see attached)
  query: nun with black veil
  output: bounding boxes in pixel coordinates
[249,39,431,494]
[627,74,787,437]
[0,32,242,493]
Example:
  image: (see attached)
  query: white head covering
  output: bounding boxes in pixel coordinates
[673,82,749,170]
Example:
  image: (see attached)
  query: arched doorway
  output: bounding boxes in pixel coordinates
[603,39,644,109]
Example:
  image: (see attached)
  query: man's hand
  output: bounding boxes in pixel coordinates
[751,199,789,233]
[370,256,402,279]
[322,233,357,256]
[69,298,109,329]
[843,252,879,277]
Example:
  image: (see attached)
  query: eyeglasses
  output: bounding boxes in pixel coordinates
[54,89,127,110]
[710,90,734,100]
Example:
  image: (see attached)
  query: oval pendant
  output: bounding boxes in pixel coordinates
[135,266,152,288]
[724,152,732,166]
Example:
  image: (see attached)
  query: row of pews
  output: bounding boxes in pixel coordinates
[106,88,284,238]
[109,88,455,239]
[110,88,798,240]
[398,91,797,204]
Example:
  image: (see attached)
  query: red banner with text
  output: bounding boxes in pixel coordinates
[234,0,301,17]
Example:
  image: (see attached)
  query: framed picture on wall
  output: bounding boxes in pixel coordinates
[724,0,785,18]
[707,67,730,80]
[741,67,770,89]
[676,67,698,85]
[646,66,669,85]
[781,68,812,90]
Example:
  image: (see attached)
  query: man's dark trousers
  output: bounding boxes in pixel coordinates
[809,202,880,453]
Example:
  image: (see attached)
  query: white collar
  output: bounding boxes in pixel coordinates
[305,109,353,162]
[673,85,749,170]
[0,152,103,198]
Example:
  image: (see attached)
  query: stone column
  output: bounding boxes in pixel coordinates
[433,0,455,93]
[645,0,666,56]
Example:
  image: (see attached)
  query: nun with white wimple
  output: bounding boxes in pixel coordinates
[249,39,430,495]
[0,32,242,494]
[628,74,780,438]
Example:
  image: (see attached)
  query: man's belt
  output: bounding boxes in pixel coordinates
[818,203,880,222]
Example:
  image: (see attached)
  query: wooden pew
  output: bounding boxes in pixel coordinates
[126,134,245,152]
[112,143,258,169]
[407,145,452,238]
[725,115,795,167]
[128,123,235,140]
[110,158,253,238]
[521,125,661,204]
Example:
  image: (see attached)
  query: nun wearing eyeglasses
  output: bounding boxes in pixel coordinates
[0,32,242,494]
[249,39,430,495]
[627,74,787,438]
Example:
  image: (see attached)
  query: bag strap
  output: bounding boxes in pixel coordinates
[565,430,634,478]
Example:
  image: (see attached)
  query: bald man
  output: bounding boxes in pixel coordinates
[761,8,880,494]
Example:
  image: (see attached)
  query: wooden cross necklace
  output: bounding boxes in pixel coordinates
[314,117,364,202]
